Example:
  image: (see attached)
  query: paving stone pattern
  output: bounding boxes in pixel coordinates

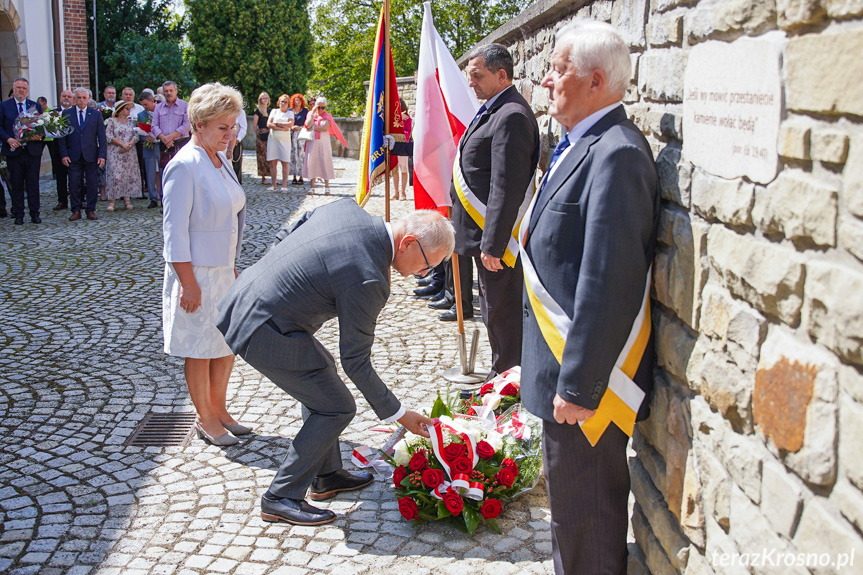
[0,154,555,574]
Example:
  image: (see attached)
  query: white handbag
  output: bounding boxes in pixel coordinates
[297,127,314,141]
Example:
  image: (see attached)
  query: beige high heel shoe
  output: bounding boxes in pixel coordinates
[195,424,239,446]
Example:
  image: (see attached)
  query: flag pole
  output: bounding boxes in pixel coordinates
[383,0,391,224]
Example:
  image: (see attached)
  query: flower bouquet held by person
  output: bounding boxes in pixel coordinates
[138,115,154,149]
[383,394,542,534]
[98,105,113,121]
[14,107,73,141]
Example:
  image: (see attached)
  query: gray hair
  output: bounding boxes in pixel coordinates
[162,81,177,90]
[12,77,29,85]
[398,210,455,257]
[555,20,631,98]
[74,86,91,98]
[466,44,514,80]
[139,91,154,103]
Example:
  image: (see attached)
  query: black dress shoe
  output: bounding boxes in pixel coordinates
[52,202,67,211]
[31,216,41,224]
[413,283,443,297]
[14,217,23,225]
[440,306,473,321]
[416,276,435,287]
[429,297,454,310]
[147,200,159,209]
[310,469,373,501]
[260,495,336,525]
[418,288,446,301]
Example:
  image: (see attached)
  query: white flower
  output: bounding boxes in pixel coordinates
[484,394,502,410]
[36,119,44,126]
[484,430,504,452]
[393,439,411,466]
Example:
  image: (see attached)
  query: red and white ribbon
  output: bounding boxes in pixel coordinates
[428,418,479,482]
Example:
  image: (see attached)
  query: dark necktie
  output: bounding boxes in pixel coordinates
[537,134,571,197]
[17,102,23,114]
[471,104,487,125]
[79,110,85,127]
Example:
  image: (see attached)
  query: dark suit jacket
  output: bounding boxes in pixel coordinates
[450,85,539,259]
[59,106,107,163]
[0,98,44,157]
[217,199,401,420]
[521,106,660,423]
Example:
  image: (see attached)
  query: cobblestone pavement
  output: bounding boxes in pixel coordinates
[0,153,555,574]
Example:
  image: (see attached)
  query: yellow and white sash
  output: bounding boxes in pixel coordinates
[452,147,536,268]
[519,192,651,447]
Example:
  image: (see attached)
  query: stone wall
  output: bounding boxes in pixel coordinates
[473,0,863,572]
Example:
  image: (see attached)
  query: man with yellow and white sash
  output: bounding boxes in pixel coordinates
[520,22,660,574]
[450,43,539,377]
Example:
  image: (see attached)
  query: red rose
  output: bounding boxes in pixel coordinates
[443,442,467,463]
[502,458,517,470]
[392,465,408,487]
[421,468,445,489]
[442,490,464,516]
[398,496,419,520]
[496,467,516,488]
[480,498,503,519]
[479,382,494,396]
[451,456,472,474]
[466,407,477,416]
[409,452,429,472]
[500,383,519,397]
[476,441,495,460]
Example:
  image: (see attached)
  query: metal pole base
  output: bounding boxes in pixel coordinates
[442,367,487,384]
[442,328,489,384]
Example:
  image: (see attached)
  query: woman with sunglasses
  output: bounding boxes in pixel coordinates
[303,96,347,194]
[266,94,294,191]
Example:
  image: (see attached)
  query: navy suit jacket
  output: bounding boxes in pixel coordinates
[0,98,44,157]
[520,105,660,423]
[59,106,107,163]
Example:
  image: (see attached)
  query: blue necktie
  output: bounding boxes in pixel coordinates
[18,102,23,114]
[79,110,85,128]
[538,134,571,197]
[471,104,487,124]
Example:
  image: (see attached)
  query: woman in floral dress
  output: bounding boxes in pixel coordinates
[105,100,142,211]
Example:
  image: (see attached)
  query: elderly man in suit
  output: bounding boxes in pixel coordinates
[0,77,45,225]
[217,199,453,526]
[449,43,539,378]
[520,21,660,574]
[50,89,76,212]
[60,87,107,221]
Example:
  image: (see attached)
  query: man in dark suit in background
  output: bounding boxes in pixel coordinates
[50,89,75,211]
[217,199,452,526]
[520,21,660,574]
[449,44,539,377]
[60,87,107,221]
[0,78,45,225]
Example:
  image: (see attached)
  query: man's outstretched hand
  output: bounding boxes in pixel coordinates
[398,410,433,437]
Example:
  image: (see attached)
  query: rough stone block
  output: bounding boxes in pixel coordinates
[654,209,707,329]
[756,326,838,485]
[803,260,863,366]
[707,226,804,324]
[843,137,863,218]
[656,309,698,381]
[839,363,863,403]
[647,11,684,46]
[638,48,687,102]
[680,447,705,549]
[612,0,648,48]
[760,461,803,538]
[683,549,717,575]
[753,171,838,248]
[653,0,698,13]
[693,438,731,530]
[777,119,811,160]
[717,426,763,504]
[656,144,691,208]
[824,0,863,19]
[839,395,863,490]
[794,499,863,575]
[831,478,863,533]
[691,169,754,227]
[702,514,749,575]
[838,215,863,264]
[811,128,849,164]
[630,503,678,575]
[685,0,777,43]
[686,340,754,432]
[776,0,827,28]
[787,30,863,116]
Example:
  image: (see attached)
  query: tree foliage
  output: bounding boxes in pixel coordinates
[310,0,532,116]
[186,0,313,111]
[85,0,186,93]
[102,32,196,97]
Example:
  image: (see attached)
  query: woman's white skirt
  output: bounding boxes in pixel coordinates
[162,263,235,359]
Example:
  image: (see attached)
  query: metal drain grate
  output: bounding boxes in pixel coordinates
[126,413,197,446]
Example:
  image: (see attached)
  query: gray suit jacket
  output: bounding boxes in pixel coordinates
[520,106,660,423]
[216,199,401,420]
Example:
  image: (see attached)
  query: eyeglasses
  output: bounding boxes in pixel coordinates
[415,239,435,278]
[317,105,326,109]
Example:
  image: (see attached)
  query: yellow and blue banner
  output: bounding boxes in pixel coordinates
[356,3,403,207]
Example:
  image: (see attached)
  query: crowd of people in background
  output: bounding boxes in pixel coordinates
[0,79,354,225]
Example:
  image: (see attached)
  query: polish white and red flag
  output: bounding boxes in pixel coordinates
[412,1,480,213]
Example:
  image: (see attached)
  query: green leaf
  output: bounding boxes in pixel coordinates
[436,500,452,519]
[462,505,480,534]
[485,517,501,534]
[430,392,452,419]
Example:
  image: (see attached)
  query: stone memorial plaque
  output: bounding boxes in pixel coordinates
[683,37,782,184]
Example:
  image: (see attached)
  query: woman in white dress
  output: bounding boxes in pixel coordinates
[266,94,294,191]
[162,82,251,446]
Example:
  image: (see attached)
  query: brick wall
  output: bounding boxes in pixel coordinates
[466,0,863,572]
[63,0,90,91]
